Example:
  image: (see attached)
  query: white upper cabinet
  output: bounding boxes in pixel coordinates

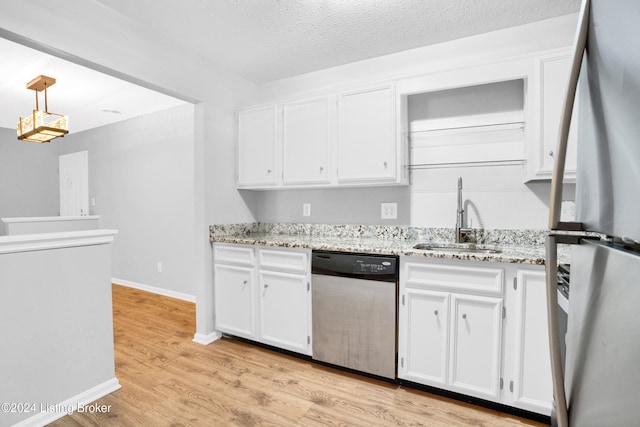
[237,84,406,189]
[237,105,279,188]
[236,47,576,188]
[282,96,332,185]
[337,84,399,183]
[525,50,578,182]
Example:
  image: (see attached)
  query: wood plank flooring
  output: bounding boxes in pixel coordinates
[50,285,547,426]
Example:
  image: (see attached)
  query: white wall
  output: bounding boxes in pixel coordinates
[0,232,118,427]
[59,104,197,298]
[0,1,258,336]
[0,127,59,221]
[252,14,579,229]
[254,186,411,225]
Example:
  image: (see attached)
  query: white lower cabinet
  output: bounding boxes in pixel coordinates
[506,268,553,415]
[401,288,450,386]
[399,258,504,402]
[449,294,503,400]
[213,243,312,356]
[213,263,256,340]
[259,269,310,354]
[399,257,552,415]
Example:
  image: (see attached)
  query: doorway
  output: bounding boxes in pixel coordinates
[59,151,89,216]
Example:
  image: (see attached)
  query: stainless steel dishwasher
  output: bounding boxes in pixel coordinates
[311,251,398,379]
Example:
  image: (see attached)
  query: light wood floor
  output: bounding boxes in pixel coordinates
[51,284,547,426]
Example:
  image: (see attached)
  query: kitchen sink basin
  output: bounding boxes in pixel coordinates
[412,243,502,254]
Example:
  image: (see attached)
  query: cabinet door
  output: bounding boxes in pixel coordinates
[237,105,279,187]
[526,52,578,182]
[399,288,450,386]
[337,85,396,183]
[510,269,552,415]
[258,270,310,355]
[214,264,256,339]
[449,294,503,401]
[283,97,332,185]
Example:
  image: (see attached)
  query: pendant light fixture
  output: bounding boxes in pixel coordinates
[17,75,69,143]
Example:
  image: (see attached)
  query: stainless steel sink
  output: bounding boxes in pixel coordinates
[412,243,502,254]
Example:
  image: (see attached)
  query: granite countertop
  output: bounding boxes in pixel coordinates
[210,223,570,265]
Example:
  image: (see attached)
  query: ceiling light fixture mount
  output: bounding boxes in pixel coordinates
[17,75,69,143]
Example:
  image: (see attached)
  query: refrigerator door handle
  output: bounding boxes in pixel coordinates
[546,236,569,427]
[548,0,590,230]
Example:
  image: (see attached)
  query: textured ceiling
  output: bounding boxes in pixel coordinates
[0,0,580,132]
[96,0,580,84]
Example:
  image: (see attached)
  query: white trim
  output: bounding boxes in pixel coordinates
[0,230,118,254]
[12,378,121,427]
[193,331,223,345]
[112,277,196,303]
[1,215,100,223]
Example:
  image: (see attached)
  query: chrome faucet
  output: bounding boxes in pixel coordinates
[456,177,464,243]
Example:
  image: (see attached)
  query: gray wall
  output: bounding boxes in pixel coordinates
[0,127,59,219]
[59,104,197,297]
[253,186,411,225]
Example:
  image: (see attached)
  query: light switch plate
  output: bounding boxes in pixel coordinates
[381,203,397,219]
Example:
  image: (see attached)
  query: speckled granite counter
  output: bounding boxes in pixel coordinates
[210,223,571,265]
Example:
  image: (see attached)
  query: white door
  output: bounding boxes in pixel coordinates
[510,269,553,415]
[282,96,332,185]
[258,269,309,354]
[399,288,450,386]
[237,105,279,187]
[449,294,503,401]
[59,151,89,216]
[213,264,257,339]
[337,85,396,183]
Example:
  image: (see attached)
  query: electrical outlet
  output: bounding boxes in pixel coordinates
[303,203,311,217]
[381,203,397,219]
[157,262,163,273]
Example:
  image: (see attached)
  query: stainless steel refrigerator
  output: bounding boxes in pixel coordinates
[546,1,640,426]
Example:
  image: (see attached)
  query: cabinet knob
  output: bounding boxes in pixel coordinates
[264,284,269,289]
[383,161,388,169]
[462,313,467,320]
[434,310,438,316]
[548,150,554,157]
[242,280,247,285]
[319,166,324,173]
[267,169,272,174]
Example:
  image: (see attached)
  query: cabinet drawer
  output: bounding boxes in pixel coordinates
[404,262,504,295]
[258,248,308,273]
[214,244,255,266]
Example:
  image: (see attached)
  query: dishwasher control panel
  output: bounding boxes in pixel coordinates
[354,259,394,274]
[311,251,398,282]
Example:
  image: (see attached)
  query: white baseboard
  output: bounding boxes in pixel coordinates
[13,377,121,427]
[193,331,222,345]
[112,277,195,302]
